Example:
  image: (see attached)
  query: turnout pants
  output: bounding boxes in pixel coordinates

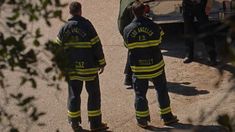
[133,71,173,122]
[183,3,217,60]
[67,76,102,128]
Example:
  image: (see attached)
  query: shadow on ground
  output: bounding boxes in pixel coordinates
[127,82,209,96]
[149,82,209,96]
[145,122,227,132]
[167,82,209,96]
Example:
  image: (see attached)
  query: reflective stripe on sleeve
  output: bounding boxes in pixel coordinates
[98,58,106,65]
[91,36,100,45]
[55,37,62,45]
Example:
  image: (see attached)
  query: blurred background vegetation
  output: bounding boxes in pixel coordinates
[0,0,234,132]
[0,0,67,131]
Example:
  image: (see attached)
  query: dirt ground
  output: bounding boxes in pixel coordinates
[2,0,235,132]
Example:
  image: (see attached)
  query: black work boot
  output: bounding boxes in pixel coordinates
[208,51,218,66]
[70,122,83,132]
[161,113,179,126]
[183,50,194,64]
[90,122,109,132]
[183,56,193,63]
[137,120,148,128]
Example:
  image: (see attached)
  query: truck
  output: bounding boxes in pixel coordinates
[143,0,235,24]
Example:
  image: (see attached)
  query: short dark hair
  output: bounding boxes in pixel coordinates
[132,1,145,17]
[69,1,81,15]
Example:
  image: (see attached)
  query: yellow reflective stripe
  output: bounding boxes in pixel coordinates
[128,39,162,49]
[69,76,96,81]
[54,37,62,45]
[91,36,100,45]
[160,107,171,112]
[66,42,92,45]
[131,60,164,72]
[128,42,160,49]
[68,111,81,118]
[160,107,171,115]
[65,45,91,48]
[98,58,106,65]
[136,110,149,115]
[64,41,92,48]
[136,69,163,79]
[69,70,98,75]
[136,110,149,117]
[160,30,164,36]
[70,68,99,75]
[71,68,99,75]
[75,68,99,72]
[68,111,81,115]
[88,110,101,117]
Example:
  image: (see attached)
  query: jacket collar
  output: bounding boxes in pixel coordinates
[132,16,148,22]
[68,15,85,21]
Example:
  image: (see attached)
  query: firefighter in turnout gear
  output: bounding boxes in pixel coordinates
[182,0,217,65]
[55,2,108,132]
[118,0,151,87]
[123,1,179,127]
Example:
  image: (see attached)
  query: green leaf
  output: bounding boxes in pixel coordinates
[20,77,27,86]
[7,12,20,21]
[10,93,23,99]
[17,96,35,106]
[45,20,51,26]
[38,123,46,126]
[5,36,18,46]
[54,0,68,7]
[18,20,27,30]
[33,39,40,47]
[10,128,19,132]
[6,22,16,28]
[35,28,42,38]
[42,0,52,8]
[24,49,37,63]
[29,78,37,88]
[45,67,53,73]
[7,0,16,4]
[0,80,4,88]
[53,10,62,18]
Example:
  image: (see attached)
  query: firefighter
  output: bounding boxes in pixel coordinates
[123,1,178,128]
[55,2,108,132]
[118,0,136,86]
[118,0,150,86]
[182,0,217,65]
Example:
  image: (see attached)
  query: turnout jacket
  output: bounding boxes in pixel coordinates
[123,16,164,79]
[56,16,106,81]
